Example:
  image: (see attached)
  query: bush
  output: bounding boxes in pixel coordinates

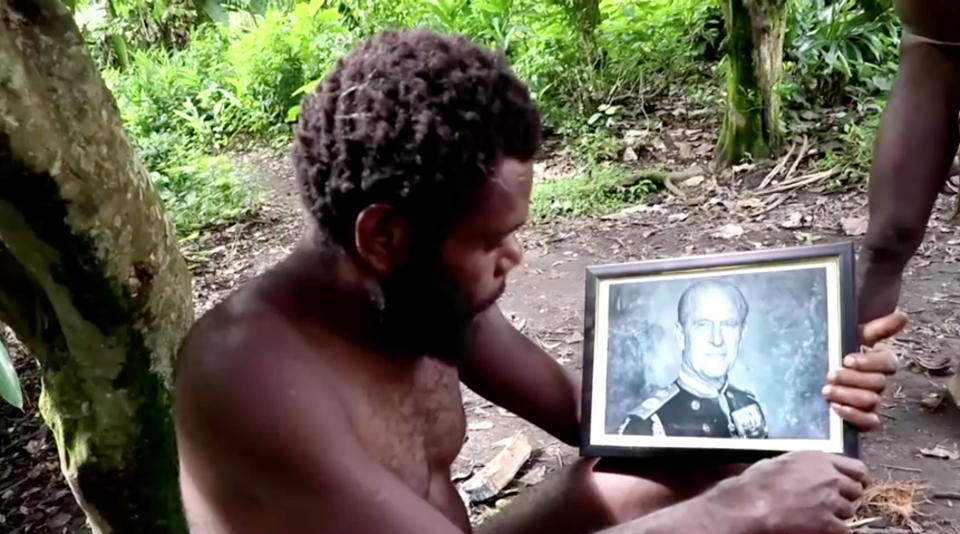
[104,27,255,233]
[784,0,899,108]
[227,1,351,133]
[88,0,903,234]
[102,2,353,233]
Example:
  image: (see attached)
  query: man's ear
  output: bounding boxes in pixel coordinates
[354,204,412,276]
[674,322,684,350]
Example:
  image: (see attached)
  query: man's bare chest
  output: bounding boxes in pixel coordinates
[347,357,467,493]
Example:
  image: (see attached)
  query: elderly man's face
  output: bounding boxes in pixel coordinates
[676,287,746,380]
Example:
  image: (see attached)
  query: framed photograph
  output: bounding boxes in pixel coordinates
[579,242,858,461]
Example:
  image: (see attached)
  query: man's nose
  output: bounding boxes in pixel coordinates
[709,324,723,346]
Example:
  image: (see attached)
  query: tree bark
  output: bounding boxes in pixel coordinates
[717,0,787,164]
[569,0,600,34]
[552,0,601,51]
[0,1,193,533]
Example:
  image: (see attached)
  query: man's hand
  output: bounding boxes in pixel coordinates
[823,311,907,431]
[706,451,866,534]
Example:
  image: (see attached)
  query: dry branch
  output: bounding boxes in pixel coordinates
[782,135,809,184]
[758,169,838,195]
[758,142,796,190]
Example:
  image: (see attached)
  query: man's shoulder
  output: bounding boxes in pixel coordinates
[175,287,340,424]
[626,383,681,421]
[726,383,760,403]
[179,291,300,377]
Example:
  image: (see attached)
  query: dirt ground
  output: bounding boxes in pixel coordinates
[4,108,960,533]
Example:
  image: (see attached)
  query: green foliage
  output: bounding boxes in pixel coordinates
[0,338,23,410]
[784,0,899,107]
[104,28,256,233]
[82,0,905,231]
[75,0,198,68]
[530,166,661,221]
[816,98,885,178]
[227,2,351,131]
[101,1,352,232]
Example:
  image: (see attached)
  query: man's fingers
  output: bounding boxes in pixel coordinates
[838,477,865,502]
[833,496,857,521]
[826,369,887,393]
[858,311,907,347]
[842,350,898,374]
[823,385,881,411]
[831,403,881,432]
[831,454,868,482]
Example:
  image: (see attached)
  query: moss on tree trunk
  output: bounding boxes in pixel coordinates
[0,1,192,532]
[717,0,787,164]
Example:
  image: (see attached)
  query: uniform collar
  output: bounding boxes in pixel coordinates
[677,363,727,399]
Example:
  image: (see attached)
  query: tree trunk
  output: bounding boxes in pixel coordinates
[0,1,193,533]
[553,0,601,52]
[717,0,787,164]
[570,0,600,34]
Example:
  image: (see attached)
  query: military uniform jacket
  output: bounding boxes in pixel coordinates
[618,382,768,439]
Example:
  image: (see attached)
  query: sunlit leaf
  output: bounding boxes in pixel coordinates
[0,338,23,410]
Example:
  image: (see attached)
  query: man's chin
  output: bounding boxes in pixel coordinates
[473,283,506,316]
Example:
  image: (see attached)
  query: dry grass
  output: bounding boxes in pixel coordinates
[856,479,926,527]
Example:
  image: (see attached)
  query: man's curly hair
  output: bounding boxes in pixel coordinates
[292,29,542,244]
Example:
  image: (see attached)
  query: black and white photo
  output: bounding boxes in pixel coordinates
[580,243,858,459]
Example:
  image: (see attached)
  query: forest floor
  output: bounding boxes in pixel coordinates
[3,94,960,533]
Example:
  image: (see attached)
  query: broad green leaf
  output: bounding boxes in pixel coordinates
[199,0,229,24]
[286,104,301,123]
[0,339,23,410]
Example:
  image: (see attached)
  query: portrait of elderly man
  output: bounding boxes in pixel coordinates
[618,279,768,438]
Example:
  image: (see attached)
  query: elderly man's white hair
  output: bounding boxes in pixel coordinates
[676,279,748,325]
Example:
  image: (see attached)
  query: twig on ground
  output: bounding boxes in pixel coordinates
[758,169,838,195]
[752,193,789,216]
[880,464,922,473]
[932,492,960,500]
[782,135,809,185]
[758,143,796,190]
[848,517,881,529]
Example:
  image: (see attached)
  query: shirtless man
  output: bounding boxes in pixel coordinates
[174,29,905,534]
[859,0,960,322]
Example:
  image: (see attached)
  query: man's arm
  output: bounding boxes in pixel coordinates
[459,305,581,445]
[858,37,960,322]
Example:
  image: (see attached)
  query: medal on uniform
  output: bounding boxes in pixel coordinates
[731,404,765,438]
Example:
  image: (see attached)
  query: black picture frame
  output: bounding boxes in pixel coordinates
[579,242,859,463]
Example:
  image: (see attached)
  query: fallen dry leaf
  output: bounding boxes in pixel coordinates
[563,332,583,344]
[842,216,868,236]
[622,129,647,148]
[779,212,809,230]
[919,445,959,460]
[715,224,744,239]
[47,513,71,529]
[921,391,946,411]
[736,197,764,210]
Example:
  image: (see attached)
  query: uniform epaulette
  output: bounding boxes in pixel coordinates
[727,384,758,402]
[627,383,680,420]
